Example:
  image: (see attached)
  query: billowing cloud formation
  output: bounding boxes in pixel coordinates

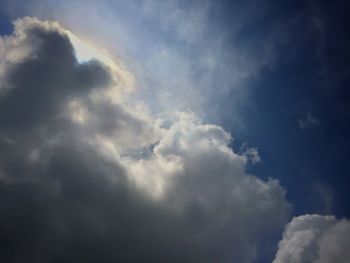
[0,17,290,262]
[274,214,350,263]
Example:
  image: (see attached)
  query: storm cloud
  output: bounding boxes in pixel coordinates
[0,17,291,262]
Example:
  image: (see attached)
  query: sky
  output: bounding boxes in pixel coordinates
[0,0,349,262]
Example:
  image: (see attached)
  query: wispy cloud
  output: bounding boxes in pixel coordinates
[298,113,320,130]
[0,0,287,128]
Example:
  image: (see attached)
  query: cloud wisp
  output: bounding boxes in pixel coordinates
[298,113,320,130]
[2,0,288,129]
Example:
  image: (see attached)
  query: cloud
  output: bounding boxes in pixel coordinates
[1,0,290,130]
[298,113,320,130]
[0,17,291,262]
[311,182,334,214]
[273,214,350,263]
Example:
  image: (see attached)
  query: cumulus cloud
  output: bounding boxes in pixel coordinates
[273,214,350,263]
[0,17,291,262]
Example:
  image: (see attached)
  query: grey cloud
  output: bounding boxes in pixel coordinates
[0,17,291,263]
[273,214,350,263]
[125,113,290,262]
[0,140,195,263]
[0,18,111,135]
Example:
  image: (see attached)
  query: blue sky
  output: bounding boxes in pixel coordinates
[228,0,350,217]
[0,0,349,262]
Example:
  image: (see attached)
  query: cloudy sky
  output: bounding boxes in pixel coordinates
[0,0,349,262]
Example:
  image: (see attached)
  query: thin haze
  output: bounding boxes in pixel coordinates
[2,0,273,127]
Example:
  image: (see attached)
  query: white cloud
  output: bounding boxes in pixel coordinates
[274,214,350,263]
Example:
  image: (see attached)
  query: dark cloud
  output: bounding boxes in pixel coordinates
[0,17,290,263]
[0,21,111,135]
[0,141,192,263]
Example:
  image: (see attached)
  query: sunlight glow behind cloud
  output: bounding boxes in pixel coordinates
[67,31,136,96]
[68,32,113,64]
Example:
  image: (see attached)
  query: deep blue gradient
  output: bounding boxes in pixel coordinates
[0,10,12,35]
[225,0,350,218]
